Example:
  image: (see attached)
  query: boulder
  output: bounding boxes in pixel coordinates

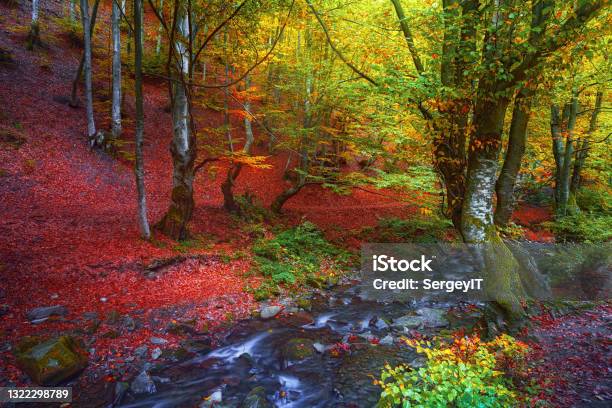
[416,307,448,328]
[130,370,156,394]
[150,336,168,345]
[391,315,423,330]
[259,306,282,320]
[392,308,448,330]
[14,335,87,385]
[379,335,394,346]
[281,338,315,364]
[151,347,162,360]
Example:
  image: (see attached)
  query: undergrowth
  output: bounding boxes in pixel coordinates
[247,221,353,300]
[376,334,538,408]
[360,215,454,243]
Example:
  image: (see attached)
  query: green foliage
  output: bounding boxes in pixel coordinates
[361,216,453,243]
[576,186,611,214]
[497,222,526,240]
[377,335,529,408]
[547,213,612,243]
[251,221,351,288]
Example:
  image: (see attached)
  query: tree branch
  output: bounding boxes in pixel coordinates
[305,0,378,86]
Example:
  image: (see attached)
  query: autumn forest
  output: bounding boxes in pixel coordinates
[0,0,610,406]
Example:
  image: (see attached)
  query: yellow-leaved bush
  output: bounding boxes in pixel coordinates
[376,334,529,408]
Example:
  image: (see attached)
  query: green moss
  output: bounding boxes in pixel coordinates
[15,336,87,385]
[282,338,315,361]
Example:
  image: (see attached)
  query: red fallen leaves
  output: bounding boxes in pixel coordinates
[329,342,351,358]
[0,0,563,391]
[524,304,612,406]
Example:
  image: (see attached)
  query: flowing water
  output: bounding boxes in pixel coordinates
[118,286,447,408]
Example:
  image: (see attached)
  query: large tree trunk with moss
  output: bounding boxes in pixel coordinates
[432,112,467,230]
[133,0,151,240]
[111,0,122,137]
[80,0,96,140]
[156,7,195,241]
[495,88,533,226]
[461,96,528,320]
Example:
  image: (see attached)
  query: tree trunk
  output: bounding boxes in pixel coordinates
[155,5,195,241]
[155,0,164,55]
[432,111,468,230]
[494,88,533,226]
[555,88,579,217]
[461,97,527,320]
[111,0,122,137]
[571,90,603,192]
[134,0,151,240]
[271,148,308,214]
[80,0,96,139]
[27,0,41,50]
[222,75,254,213]
[550,104,565,205]
[70,0,101,108]
[69,0,76,22]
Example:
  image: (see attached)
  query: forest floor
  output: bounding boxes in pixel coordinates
[0,1,607,407]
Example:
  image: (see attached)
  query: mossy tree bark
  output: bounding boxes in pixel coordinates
[27,0,41,50]
[551,87,581,217]
[156,3,196,241]
[70,0,101,108]
[461,95,527,320]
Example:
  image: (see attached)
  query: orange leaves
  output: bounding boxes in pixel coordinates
[229,153,272,169]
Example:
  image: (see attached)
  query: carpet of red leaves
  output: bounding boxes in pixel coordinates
[0,3,607,406]
[0,0,408,387]
[526,304,612,407]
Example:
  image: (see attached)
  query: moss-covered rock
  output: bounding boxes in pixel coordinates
[14,335,87,385]
[240,386,271,408]
[281,338,315,363]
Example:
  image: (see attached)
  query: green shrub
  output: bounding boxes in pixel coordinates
[377,335,528,408]
[576,186,611,214]
[547,213,612,243]
[251,222,352,290]
[362,216,454,243]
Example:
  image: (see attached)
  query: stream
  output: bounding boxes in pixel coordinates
[115,243,609,407]
[118,285,464,408]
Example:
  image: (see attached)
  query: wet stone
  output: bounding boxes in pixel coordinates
[26,305,68,322]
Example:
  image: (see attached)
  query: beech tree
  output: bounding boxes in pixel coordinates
[111,0,122,138]
[134,0,151,239]
[386,0,605,319]
[80,0,96,140]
